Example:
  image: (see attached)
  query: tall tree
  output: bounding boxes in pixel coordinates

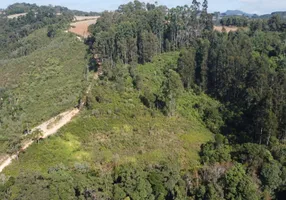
[177,48,196,89]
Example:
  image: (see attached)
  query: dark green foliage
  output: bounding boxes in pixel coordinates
[221,164,259,200]
[88,0,213,65]
[200,134,231,164]
[177,48,196,89]
[1,162,188,200]
[6,3,37,15]
[250,15,286,32]
[260,161,283,192]
[200,140,286,198]
[233,143,273,170]
[220,16,249,27]
[1,1,286,199]
[114,165,154,199]
[0,5,74,59]
[47,25,56,38]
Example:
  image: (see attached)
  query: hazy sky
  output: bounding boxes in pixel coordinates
[1,0,286,14]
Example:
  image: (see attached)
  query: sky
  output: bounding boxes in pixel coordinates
[1,0,286,15]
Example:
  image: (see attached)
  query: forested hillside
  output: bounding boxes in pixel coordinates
[0,1,286,200]
[0,4,88,157]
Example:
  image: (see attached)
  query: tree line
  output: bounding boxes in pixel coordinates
[220,16,249,27]
[0,3,76,58]
[88,0,212,65]
[86,1,286,198]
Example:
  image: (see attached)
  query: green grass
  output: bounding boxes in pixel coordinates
[3,53,215,177]
[0,29,87,155]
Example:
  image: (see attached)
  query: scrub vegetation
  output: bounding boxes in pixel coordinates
[0,1,286,200]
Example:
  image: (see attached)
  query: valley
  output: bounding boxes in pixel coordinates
[0,1,285,200]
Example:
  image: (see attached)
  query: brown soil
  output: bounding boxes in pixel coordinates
[7,13,27,19]
[214,26,240,33]
[68,17,99,38]
[73,16,99,21]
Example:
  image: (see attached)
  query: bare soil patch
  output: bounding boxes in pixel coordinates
[73,16,99,21]
[214,26,240,33]
[0,108,79,173]
[7,13,27,19]
[69,17,99,38]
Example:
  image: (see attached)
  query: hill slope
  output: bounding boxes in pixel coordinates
[0,29,87,156]
[223,10,253,17]
[1,52,218,199]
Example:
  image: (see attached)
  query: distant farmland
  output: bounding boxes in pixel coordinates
[7,13,27,19]
[73,15,99,21]
[214,25,243,33]
[69,16,100,38]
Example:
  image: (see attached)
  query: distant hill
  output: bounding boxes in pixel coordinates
[223,10,254,17]
[271,11,286,18]
[4,3,100,17]
[260,11,286,19]
[220,10,286,19]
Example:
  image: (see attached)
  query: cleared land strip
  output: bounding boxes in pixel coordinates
[213,25,245,33]
[0,72,99,173]
[7,13,27,19]
[68,16,100,38]
[0,108,79,172]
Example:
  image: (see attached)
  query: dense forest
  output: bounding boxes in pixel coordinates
[0,3,100,59]
[87,0,286,199]
[0,1,286,200]
[0,4,73,57]
[88,0,286,144]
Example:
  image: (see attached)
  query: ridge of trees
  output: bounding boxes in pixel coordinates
[0,3,76,58]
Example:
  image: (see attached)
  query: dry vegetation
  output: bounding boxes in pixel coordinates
[7,13,27,19]
[214,25,240,33]
[73,15,99,21]
[69,17,99,38]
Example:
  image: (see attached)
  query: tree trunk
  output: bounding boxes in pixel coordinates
[259,127,263,144]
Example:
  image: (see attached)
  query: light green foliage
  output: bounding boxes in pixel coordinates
[177,92,223,134]
[162,69,184,116]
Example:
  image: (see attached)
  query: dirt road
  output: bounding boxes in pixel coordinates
[34,108,80,138]
[0,71,99,173]
[0,108,79,173]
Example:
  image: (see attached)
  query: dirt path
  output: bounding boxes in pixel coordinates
[0,108,79,173]
[0,72,99,173]
[34,108,80,138]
